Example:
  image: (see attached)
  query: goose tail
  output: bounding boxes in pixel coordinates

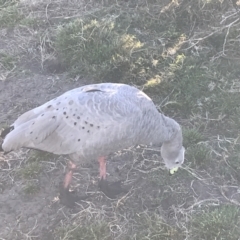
[0,126,14,153]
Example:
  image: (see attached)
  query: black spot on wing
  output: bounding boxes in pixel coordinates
[85,89,103,93]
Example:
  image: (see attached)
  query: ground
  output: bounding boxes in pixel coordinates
[0,0,240,239]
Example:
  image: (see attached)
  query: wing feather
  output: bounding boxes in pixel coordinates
[2,112,59,152]
[2,83,154,158]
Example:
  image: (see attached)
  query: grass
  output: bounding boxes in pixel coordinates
[57,223,111,240]
[0,52,16,70]
[27,150,56,163]
[56,212,184,240]
[131,213,184,240]
[17,151,55,181]
[23,182,40,195]
[190,205,240,240]
[186,144,210,168]
[0,0,44,30]
[19,162,42,179]
[183,128,204,148]
[55,17,143,79]
[0,4,23,28]
[19,17,39,28]
[54,2,190,83]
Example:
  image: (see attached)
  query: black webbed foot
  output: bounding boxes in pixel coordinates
[59,185,88,208]
[98,178,128,199]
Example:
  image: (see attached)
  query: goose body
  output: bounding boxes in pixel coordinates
[1,83,185,205]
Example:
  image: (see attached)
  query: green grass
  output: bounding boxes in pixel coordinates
[183,128,204,148]
[132,213,184,240]
[57,213,184,240]
[0,4,23,28]
[0,1,39,29]
[217,144,240,183]
[19,17,39,28]
[210,92,240,117]
[186,144,210,168]
[28,150,56,162]
[54,4,188,83]
[0,52,16,70]
[55,17,143,79]
[56,223,111,240]
[0,0,18,7]
[19,162,42,179]
[23,182,40,195]
[174,64,209,114]
[190,205,240,240]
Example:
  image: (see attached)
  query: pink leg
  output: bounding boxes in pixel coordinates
[98,156,106,180]
[63,161,77,189]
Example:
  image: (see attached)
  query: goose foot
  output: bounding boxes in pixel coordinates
[98,178,128,199]
[59,185,88,208]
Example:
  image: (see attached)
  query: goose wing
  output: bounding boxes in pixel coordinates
[2,84,150,156]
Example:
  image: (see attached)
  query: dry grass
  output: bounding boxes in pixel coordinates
[0,0,240,239]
